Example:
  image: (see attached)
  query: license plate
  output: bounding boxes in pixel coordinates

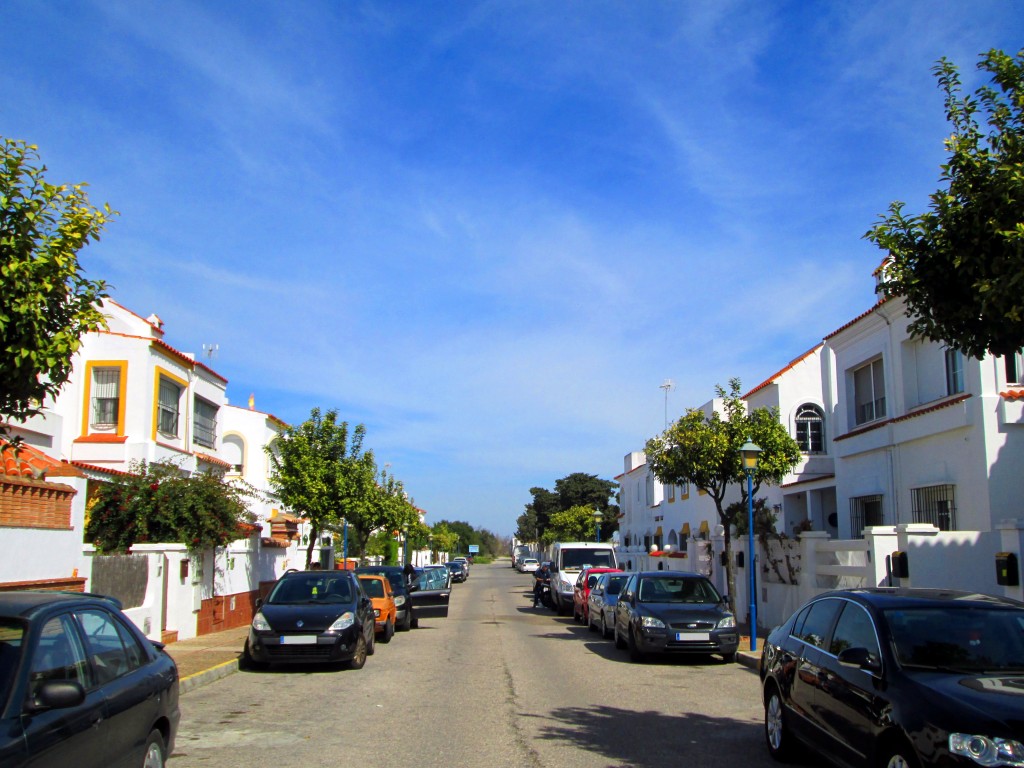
[280,635,317,645]
[676,632,710,641]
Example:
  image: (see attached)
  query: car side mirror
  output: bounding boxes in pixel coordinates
[837,647,881,673]
[408,583,419,593]
[27,681,85,712]
[255,597,263,609]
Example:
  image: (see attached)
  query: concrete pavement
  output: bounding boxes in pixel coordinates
[163,625,249,695]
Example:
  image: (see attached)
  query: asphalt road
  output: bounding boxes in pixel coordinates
[169,561,796,768]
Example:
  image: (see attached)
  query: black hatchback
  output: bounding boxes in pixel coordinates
[243,570,376,669]
[0,590,180,768]
[760,588,1024,768]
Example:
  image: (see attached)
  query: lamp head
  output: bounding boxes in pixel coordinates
[740,438,762,473]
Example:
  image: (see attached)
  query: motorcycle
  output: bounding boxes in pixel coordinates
[533,571,553,609]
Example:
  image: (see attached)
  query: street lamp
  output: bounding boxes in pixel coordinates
[593,508,604,543]
[342,518,348,570]
[740,437,762,652]
[402,522,409,566]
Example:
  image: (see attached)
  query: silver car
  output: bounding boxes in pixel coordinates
[587,572,629,638]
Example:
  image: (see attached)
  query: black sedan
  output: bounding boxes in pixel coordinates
[446,561,467,583]
[0,590,179,768]
[760,588,1024,768]
[612,571,739,662]
[356,565,451,629]
[244,570,376,669]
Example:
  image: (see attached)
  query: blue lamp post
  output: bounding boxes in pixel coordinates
[740,438,762,652]
[342,518,348,569]
[402,523,409,566]
[593,508,604,543]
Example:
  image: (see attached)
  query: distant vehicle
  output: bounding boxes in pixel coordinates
[445,561,467,583]
[355,566,415,631]
[244,569,376,669]
[513,544,531,568]
[588,572,629,638]
[519,558,540,573]
[547,542,618,616]
[613,571,738,663]
[357,574,397,643]
[573,567,623,625]
[0,591,180,768]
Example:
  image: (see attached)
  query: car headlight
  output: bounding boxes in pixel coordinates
[251,611,271,632]
[328,612,355,631]
[950,734,1024,766]
[641,615,666,629]
[394,595,406,607]
[374,608,381,618]
[717,615,736,629]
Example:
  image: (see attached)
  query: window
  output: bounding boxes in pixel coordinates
[91,368,121,427]
[29,615,90,696]
[911,484,957,531]
[193,398,218,448]
[76,609,144,684]
[945,348,964,395]
[667,484,675,502]
[850,495,883,538]
[157,378,180,437]
[678,481,689,498]
[1006,350,1024,385]
[795,404,825,453]
[830,602,881,662]
[795,598,841,649]
[853,359,886,425]
[645,474,654,506]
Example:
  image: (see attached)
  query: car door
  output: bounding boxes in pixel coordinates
[787,598,843,755]
[615,575,638,637]
[20,613,108,768]
[814,600,887,766]
[409,566,451,619]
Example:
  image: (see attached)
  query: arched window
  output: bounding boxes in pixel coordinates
[795,404,825,454]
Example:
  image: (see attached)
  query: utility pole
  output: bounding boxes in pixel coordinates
[660,379,675,430]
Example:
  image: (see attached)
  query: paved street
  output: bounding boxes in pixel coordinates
[169,562,795,768]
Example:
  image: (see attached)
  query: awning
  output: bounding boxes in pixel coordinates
[698,520,710,535]
[654,526,663,536]
[680,523,691,537]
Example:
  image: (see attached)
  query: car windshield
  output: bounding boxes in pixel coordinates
[0,619,25,704]
[562,549,615,569]
[605,575,628,596]
[637,576,721,604]
[360,579,386,598]
[446,563,460,570]
[269,574,354,604]
[357,568,405,592]
[886,607,1024,671]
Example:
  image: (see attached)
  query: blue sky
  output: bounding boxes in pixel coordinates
[4,2,1021,535]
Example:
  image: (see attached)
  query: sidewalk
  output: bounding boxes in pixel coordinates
[163,625,249,695]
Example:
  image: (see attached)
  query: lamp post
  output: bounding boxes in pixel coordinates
[402,523,409,566]
[740,438,762,652]
[342,518,348,570]
[593,508,604,543]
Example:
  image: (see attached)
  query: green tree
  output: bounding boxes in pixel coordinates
[86,460,255,552]
[867,49,1024,358]
[519,474,619,542]
[644,379,801,616]
[541,504,602,545]
[349,467,420,561]
[1,137,116,432]
[430,522,459,559]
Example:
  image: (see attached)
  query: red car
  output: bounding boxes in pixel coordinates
[573,567,623,624]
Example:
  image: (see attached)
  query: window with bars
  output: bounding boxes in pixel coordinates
[911,485,957,531]
[850,495,883,538]
[157,378,180,437]
[1005,350,1024,385]
[945,348,964,395]
[853,359,886,426]
[795,404,825,453]
[193,398,218,448]
[91,368,121,427]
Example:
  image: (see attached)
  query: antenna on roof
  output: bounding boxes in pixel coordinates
[202,344,219,361]
[660,379,675,430]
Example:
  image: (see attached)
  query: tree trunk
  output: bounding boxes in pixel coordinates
[305,524,319,568]
[722,523,736,617]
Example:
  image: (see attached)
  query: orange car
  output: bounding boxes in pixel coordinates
[358,573,397,643]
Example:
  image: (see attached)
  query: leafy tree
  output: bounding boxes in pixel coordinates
[348,467,420,561]
[644,379,801,616]
[86,460,255,552]
[541,504,602,545]
[1,137,116,433]
[867,49,1024,358]
[267,408,374,568]
[430,522,459,559]
[519,474,619,542]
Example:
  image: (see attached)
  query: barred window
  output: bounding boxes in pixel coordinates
[795,404,825,453]
[912,485,957,531]
[91,368,120,426]
[850,495,883,539]
[158,378,180,437]
[193,398,218,449]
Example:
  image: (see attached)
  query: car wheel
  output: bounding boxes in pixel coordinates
[878,743,920,768]
[764,683,794,762]
[721,651,737,663]
[142,729,166,768]
[381,618,394,643]
[601,613,611,639]
[557,596,570,616]
[411,615,419,629]
[587,611,597,632]
[628,627,646,662]
[366,627,376,656]
[398,608,412,632]
[348,634,368,669]
[614,623,627,649]
[240,640,268,671]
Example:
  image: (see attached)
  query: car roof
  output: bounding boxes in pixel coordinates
[0,591,122,620]
[817,587,1024,610]
[355,565,403,574]
[357,573,386,580]
[634,571,706,579]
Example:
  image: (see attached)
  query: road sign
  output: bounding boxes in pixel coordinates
[468,545,479,553]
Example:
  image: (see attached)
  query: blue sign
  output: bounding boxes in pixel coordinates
[468,544,479,553]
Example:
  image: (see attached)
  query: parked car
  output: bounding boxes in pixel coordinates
[613,571,738,663]
[573,567,623,624]
[244,569,376,669]
[451,557,470,577]
[0,591,180,768]
[445,561,467,583]
[587,572,629,638]
[357,574,397,643]
[760,587,1024,768]
[355,565,415,631]
[519,558,540,573]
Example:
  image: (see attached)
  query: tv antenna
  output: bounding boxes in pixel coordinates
[659,379,675,429]
[202,344,219,361]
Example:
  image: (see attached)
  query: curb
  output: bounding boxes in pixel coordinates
[736,651,760,673]
[178,658,240,695]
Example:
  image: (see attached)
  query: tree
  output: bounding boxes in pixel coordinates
[519,474,619,542]
[430,523,459,560]
[541,505,601,545]
[348,467,420,561]
[1,137,116,432]
[644,379,801,616]
[267,408,373,568]
[867,49,1024,358]
[86,460,255,552]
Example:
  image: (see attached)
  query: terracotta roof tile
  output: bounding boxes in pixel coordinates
[824,298,890,341]
[195,452,231,468]
[743,344,823,399]
[1001,389,1024,400]
[1,442,84,479]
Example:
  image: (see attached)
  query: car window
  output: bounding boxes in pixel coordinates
[829,602,881,662]
[415,567,448,591]
[622,575,637,599]
[885,607,1024,671]
[29,614,90,697]
[0,619,25,704]
[77,609,137,685]
[270,575,354,603]
[587,576,599,589]
[359,578,386,598]
[605,576,627,596]
[562,549,616,569]
[796,599,842,649]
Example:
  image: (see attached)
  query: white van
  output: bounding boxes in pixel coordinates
[547,542,618,615]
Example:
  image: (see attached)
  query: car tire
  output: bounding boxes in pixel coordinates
[601,613,612,639]
[411,615,419,629]
[628,627,646,662]
[348,634,368,670]
[381,618,394,643]
[764,683,794,762]
[587,612,597,632]
[614,623,627,649]
[878,742,920,768]
[399,608,412,632]
[240,641,268,671]
[142,728,166,768]
[721,651,737,663]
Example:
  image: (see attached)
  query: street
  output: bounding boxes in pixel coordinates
[169,562,793,768]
